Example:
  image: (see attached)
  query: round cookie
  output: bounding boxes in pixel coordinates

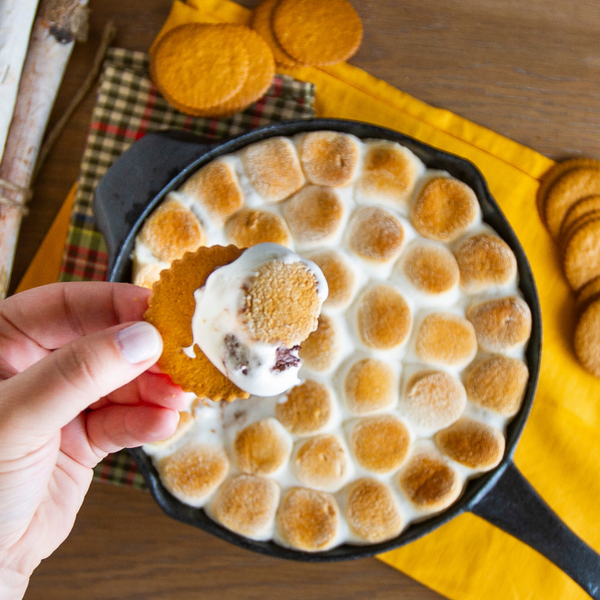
[402,242,459,295]
[227,208,292,248]
[272,0,363,66]
[138,198,205,262]
[454,234,517,293]
[234,418,292,475]
[299,131,360,187]
[348,206,405,262]
[467,296,532,353]
[299,314,341,372]
[577,275,600,310]
[293,434,348,491]
[251,0,302,68]
[403,370,466,430]
[345,478,403,543]
[276,379,334,435]
[537,158,600,225]
[356,284,412,350]
[560,210,600,251]
[574,298,600,377]
[350,414,411,474]
[466,356,529,416]
[435,417,505,471]
[544,167,600,239]
[563,218,600,291]
[150,23,249,112]
[157,443,229,507]
[189,28,275,118]
[344,358,396,415]
[212,475,280,538]
[284,186,344,246]
[412,177,479,241]
[559,195,600,241]
[277,487,340,551]
[144,245,249,401]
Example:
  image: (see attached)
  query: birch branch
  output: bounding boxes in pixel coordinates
[0,0,89,298]
[0,0,40,164]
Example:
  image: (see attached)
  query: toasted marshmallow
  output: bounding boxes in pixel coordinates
[211,474,280,540]
[355,140,424,211]
[240,137,305,203]
[348,206,405,263]
[414,312,477,368]
[356,284,412,350]
[435,417,505,471]
[284,185,345,247]
[398,441,461,512]
[157,443,229,507]
[344,358,397,415]
[412,177,479,241]
[293,434,349,492]
[276,379,334,435]
[181,158,244,226]
[234,418,292,476]
[138,197,205,262]
[186,243,328,396]
[402,369,466,432]
[307,249,358,309]
[467,296,532,354]
[277,487,340,552]
[227,208,292,248]
[350,414,411,474]
[299,314,341,372]
[465,356,529,416]
[299,131,360,187]
[455,233,517,293]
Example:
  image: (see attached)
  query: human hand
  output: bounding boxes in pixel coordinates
[0,282,189,599]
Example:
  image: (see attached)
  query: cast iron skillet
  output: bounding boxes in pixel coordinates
[94,119,600,598]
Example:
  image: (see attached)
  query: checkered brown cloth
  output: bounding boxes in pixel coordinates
[60,47,316,489]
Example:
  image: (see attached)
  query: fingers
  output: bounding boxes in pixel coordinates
[0,321,162,440]
[0,282,151,374]
[60,406,180,468]
[106,372,191,411]
[85,405,180,456]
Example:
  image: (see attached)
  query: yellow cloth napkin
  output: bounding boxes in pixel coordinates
[20,2,600,598]
[16,183,76,293]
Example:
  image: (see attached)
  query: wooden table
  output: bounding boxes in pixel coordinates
[19,0,600,598]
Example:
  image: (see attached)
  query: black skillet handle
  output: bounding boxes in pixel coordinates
[93,130,218,273]
[470,461,600,599]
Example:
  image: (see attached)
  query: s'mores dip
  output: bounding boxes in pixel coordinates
[138,131,531,552]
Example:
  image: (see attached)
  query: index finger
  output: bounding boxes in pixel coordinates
[0,282,151,373]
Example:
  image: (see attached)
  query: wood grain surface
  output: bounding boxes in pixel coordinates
[18,0,600,598]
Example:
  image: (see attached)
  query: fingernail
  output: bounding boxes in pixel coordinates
[116,322,163,364]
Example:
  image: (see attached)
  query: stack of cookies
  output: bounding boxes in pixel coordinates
[537,158,600,376]
[251,0,363,68]
[150,0,362,117]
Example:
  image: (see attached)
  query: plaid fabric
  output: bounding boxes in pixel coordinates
[59,47,316,489]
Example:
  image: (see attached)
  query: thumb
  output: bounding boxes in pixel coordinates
[0,321,163,439]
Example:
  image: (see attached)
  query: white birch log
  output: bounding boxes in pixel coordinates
[0,0,40,164]
[0,0,88,298]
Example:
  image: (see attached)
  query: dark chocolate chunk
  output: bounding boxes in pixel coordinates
[272,345,301,372]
